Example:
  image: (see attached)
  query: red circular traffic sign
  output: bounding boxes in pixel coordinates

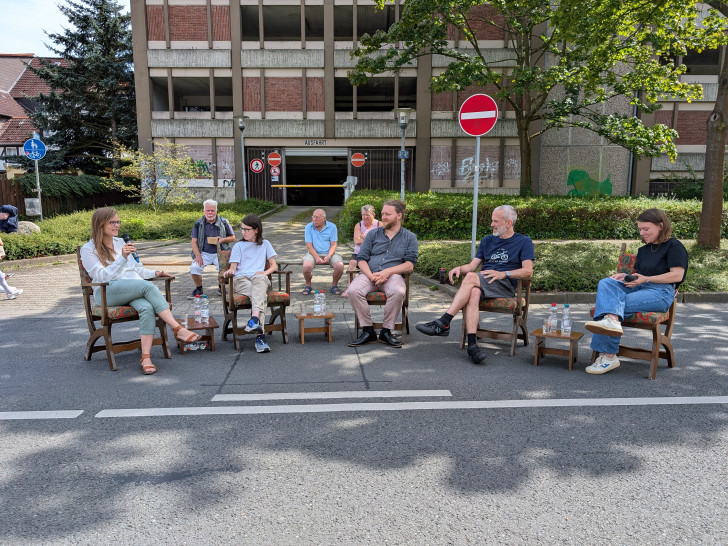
[270,166,280,176]
[351,153,366,167]
[250,158,264,173]
[458,94,498,137]
[267,152,282,167]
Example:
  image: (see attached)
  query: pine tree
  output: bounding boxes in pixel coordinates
[27,0,136,175]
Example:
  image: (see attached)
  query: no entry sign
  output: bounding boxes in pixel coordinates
[267,152,282,167]
[351,153,365,167]
[250,158,264,173]
[458,94,498,137]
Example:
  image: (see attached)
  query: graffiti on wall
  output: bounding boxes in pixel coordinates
[430,161,450,177]
[456,156,520,185]
[567,169,613,196]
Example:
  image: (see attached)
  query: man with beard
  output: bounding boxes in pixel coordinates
[348,199,418,348]
[416,205,534,364]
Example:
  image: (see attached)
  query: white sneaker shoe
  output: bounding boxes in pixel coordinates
[584,316,623,337]
[7,287,22,300]
[586,355,621,375]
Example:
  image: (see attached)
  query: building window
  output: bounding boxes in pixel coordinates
[151,76,169,111]
[398,77,417,109]
[263,6,301,41]
[214,77,233,112]
[304,5,325,41]
[241,6,260,41]
[357,5,395,39]
[682,48,721,75]
[172,77,211,112]
[334,6,353,41]
[357,77,395,112]
[335,77,354,111]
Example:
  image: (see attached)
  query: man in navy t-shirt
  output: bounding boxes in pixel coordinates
[416,205,534,365]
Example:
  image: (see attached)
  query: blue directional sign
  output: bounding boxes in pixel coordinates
[24,138,46,160]
[398,150,409,159]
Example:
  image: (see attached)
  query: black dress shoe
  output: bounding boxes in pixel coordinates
[378,329,402,348]
[349,330,379,347]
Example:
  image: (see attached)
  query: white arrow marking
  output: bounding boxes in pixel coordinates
[461,111,497,120]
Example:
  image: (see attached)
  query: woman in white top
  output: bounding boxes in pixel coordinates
[80,207,200,374]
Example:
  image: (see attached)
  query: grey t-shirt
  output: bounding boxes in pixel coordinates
[357,226,418,273]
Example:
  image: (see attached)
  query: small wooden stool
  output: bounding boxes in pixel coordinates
[178,316,218,353]
[531,328,584,370]
[294,312,335,344]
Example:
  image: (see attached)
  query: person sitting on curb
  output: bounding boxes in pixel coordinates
[302,208,344,296]
[222,214,278,354]
[584,208,688,375]
[348,199,418,349]
[0,205,18,234]
[188,199,236,299]
[416,205,534,365]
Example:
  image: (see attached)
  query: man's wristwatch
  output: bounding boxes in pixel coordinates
[505,271,511,279]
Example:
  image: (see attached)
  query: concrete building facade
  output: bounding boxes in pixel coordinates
[129,0,720,204]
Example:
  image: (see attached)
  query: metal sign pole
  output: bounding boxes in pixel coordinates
[34,159,43,221]
[471,136,481,259]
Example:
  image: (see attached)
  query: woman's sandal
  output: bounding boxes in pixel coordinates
[140,353,157,375]
[172,324,201,343]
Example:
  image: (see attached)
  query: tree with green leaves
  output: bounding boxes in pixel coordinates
[27,0,136,175]
[351,0,728,196]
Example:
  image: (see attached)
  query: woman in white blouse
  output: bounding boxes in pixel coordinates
[81,207,200,374]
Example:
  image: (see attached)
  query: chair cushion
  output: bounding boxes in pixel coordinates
[92,305,139,319]
[366,291,387,303]
[232,292,290,306]
[617,253,637,274]
[78,257,92,284]
[480,297,524,311]
[589,307,670,325]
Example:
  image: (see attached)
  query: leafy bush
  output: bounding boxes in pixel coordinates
[416,241,728,293]
[15,173,111,197]
[340,190,725,240]
[0,200,276,260]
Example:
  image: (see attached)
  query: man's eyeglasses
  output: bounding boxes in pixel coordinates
[109,220,122,226]
[241,227,254,232]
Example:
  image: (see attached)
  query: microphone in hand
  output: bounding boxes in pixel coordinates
[121,233,140,262]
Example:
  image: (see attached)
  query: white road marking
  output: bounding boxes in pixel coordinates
[0,410,83,420]
[212,390,453,402]
[461,111,496,120]
[95,396,728,418]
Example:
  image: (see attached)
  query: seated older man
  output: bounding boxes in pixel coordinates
[301,209,344,296]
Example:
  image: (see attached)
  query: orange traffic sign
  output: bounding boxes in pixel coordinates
[351,153,365,167]
[267,151,282,167]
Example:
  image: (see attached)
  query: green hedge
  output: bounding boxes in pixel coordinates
[416,241,728,293]
[0,200,276,260]
[15,173,111,197]
[340,190,726,240]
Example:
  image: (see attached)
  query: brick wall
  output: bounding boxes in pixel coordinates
[675,110,710,145]
[456,84,509,111]
[431,91,452,111]
[243,77,261,111]
[212,6,231,41]
[168,6,208,42]
[460,5,505,41]
[654,110,673,128]
[265,78,303,111]
[306,77,325,111]
[146,5,165,41]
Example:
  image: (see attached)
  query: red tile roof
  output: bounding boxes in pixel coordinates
[11,57,59,98]
[0,117,37,145]
[0,91,28,118]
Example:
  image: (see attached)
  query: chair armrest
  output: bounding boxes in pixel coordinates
[270,270,291,294]
[150,276,174,302]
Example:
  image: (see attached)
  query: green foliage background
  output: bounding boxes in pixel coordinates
[15,174,111,198]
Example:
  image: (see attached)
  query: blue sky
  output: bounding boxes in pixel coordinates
[0,0,131,57]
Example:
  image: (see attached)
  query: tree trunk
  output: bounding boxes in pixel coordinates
[698,53,728,248]
[517,118,532,196]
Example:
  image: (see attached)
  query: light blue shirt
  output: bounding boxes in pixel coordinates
[229,240,277,277]
[305,221,338,254]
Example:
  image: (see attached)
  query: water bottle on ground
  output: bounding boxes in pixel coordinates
[193,295,202,323]
[313,290,322,316]
[548,303,558,333]
[185,342,198,351]
[200,295,210,324]
[561,303,572,335]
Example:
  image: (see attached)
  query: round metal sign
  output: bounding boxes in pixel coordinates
[458,94,499,137]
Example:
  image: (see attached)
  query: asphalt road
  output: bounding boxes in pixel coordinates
[1,207,727,544]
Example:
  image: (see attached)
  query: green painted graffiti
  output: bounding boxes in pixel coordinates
[567,169,612,196]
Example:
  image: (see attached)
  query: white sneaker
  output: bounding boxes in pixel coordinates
[584,316,623,337]
[7,287,22,300]
[586,355,621,375]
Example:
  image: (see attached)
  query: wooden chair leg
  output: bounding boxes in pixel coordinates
[647,326,661,380]
[231,310,241,351]
[158,319,171,359]
[509,317,519,357]
[102,326,117,371]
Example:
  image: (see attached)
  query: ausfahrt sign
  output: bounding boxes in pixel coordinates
[267,151,281,167]
[458,94,498,137]
[351,153,365,167]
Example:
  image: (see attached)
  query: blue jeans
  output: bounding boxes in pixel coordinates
[95,279,169,335]
[590,277,675,354]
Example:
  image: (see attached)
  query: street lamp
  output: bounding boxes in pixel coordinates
[392,107,415,201]
[233,114,249,201]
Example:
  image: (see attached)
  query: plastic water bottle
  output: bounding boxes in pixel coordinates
[313,291,322,316]
[561,303,572,336]
[200,295,210,324]
[185,342,198,351]
[193,295,202,323]
[320,290,327,315]
[439,267,447,284]
[548,303,558,333]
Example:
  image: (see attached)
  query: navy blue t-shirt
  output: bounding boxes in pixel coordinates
[475,233,535,288]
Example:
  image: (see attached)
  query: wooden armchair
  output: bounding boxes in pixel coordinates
[77,247,173,371]
[218,249,291,350]
[347,269,411,343]
[590,243,678,379]
[459,276,532,357]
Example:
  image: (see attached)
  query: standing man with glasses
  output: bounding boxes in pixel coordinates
[188,199,236,299]
[301,209,344,296]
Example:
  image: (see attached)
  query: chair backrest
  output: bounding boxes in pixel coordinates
[617,243,636,274]
[76,247,93,296]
